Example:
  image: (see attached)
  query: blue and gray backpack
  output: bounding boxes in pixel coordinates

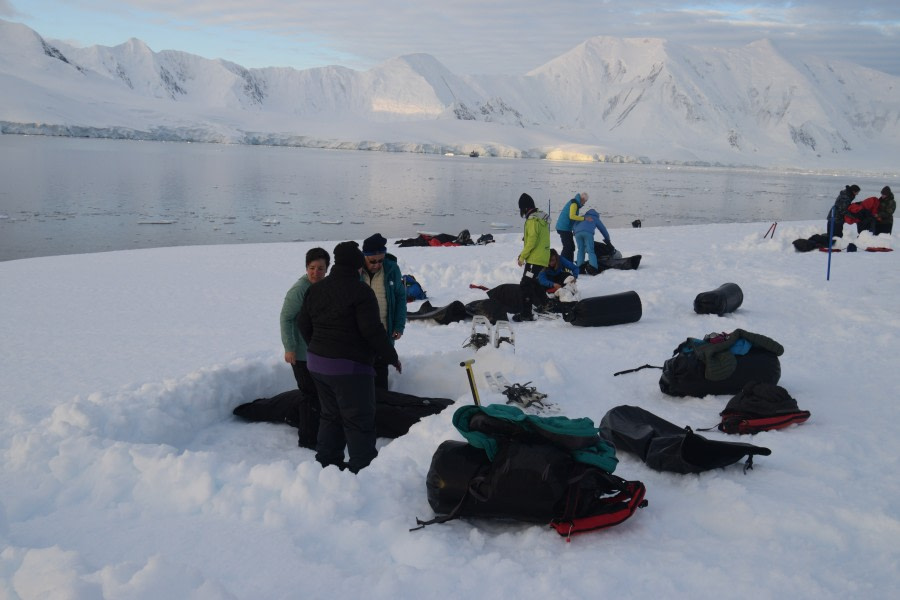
[401,274,427,302]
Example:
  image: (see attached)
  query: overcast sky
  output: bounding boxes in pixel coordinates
[4,1,899,76]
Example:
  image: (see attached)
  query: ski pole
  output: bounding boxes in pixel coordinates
[826,207,834,281]
[764,222,778,238]
[459,359,481,406]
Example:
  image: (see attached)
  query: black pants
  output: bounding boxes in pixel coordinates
[373,358,389,390]
[875,222,893,235]
[557,230,575,262]
[519,263,545,318]
[827,218,845,238]
[310,371,378,473]
[291,360,320,449]
[853,209,876,235]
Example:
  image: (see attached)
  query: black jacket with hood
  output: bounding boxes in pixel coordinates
[298,264,399,368]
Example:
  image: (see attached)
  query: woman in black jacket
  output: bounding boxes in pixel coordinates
[298,241,401,473]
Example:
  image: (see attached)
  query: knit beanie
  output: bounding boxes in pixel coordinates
[882,186,892,197]
[362,233,387,256]
[518,193,536,217]
[333,241,365,269]
[849,184,861,194]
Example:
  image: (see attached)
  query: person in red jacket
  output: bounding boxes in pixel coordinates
[845,195,880,234]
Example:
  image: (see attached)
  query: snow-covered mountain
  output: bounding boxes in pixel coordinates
[1,18,898,170]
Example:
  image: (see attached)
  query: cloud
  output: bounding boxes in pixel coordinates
[14,1,900,76]
[1,0,21,17]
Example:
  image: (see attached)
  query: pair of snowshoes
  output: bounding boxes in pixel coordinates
[463,316,515,350]
[484,371,549,410]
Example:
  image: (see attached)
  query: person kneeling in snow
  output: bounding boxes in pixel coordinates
[538,249,579,293]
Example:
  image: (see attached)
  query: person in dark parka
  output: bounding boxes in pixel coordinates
[875,186,895,235]
[827,184,860,238]
[298,241,401,473]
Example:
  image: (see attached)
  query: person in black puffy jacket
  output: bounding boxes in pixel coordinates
[826,184,859,238]
[298,241,401,473]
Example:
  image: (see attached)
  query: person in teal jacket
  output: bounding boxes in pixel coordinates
[554,192,588,262]
[361,233,407,389]
[280,246,330,448]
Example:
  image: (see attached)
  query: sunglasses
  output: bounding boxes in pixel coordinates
[366,257,384,264]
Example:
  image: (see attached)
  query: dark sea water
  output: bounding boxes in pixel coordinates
[0,135,893,261]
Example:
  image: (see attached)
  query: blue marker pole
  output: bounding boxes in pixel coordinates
[826,206,835,281]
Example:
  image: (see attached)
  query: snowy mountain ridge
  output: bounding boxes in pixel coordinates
[1,18,898,170]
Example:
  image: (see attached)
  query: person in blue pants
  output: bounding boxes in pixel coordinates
[574,207,613,273]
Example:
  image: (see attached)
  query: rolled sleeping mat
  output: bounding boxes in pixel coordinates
[693,282,743,315]
[564,291,642,327]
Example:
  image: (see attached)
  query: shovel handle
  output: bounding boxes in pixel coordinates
[459,360,481,405]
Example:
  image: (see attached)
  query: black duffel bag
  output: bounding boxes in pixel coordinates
[693,282,743,315]
[564,291,642,327]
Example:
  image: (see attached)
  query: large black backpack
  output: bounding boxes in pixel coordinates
[414,405,647,539]
[659,333,782,397]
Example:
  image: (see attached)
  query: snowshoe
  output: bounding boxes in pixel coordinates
[495,373,549,410]
[463,315,492,349]
[492,320,515,350]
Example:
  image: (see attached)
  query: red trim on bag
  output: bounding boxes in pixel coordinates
[719,411,811,434]
[549,481,647,541]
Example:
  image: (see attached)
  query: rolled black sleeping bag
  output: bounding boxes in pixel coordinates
[693,283,743,315]
[406,300,469,325]
[599,405,771,474]
[658,347,781,397]
[234,388,454,438]
[464,299,508,324]
[564,291,642,327]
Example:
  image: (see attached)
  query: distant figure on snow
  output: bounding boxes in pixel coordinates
[846,195,880,235]
[875,186,895,235]
[827,184,860,238]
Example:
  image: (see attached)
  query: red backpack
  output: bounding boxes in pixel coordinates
[717,382,811,434]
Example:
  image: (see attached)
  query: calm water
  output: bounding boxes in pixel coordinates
[1,135,893,261]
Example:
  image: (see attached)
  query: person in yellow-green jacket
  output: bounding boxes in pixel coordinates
[515,193,551,322]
